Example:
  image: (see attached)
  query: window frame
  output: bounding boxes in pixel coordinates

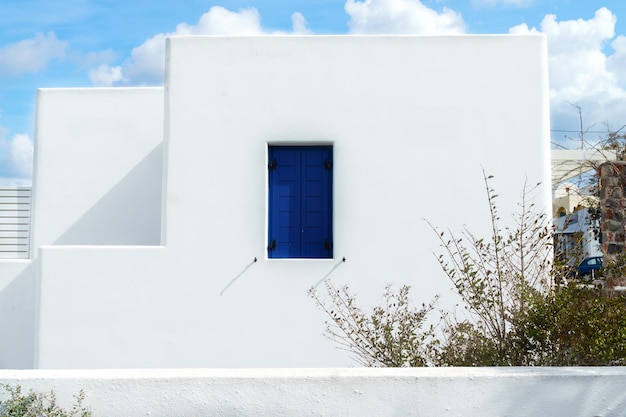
[267,144,333,259]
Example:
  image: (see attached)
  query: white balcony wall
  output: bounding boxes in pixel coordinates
[0,88,164,369]
[32,87,164,247]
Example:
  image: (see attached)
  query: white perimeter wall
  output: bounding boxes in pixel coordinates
[31,36,551,368]
[1,368,625,417]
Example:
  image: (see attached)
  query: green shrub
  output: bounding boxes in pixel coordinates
[513,284,626,366]
[0,384,91,417]
[310,281,436,367]
[312,173,626,366]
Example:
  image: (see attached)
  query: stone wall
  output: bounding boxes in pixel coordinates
[599,161,626,284]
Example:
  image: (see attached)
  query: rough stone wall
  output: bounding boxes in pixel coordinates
[599,161,626,284]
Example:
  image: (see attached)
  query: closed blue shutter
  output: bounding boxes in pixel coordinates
[268,147,302,257]
[268,146,332,258]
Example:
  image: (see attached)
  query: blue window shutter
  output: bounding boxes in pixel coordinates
[301,147,332,258]
[268,148,301,258]
[268,146,332,258]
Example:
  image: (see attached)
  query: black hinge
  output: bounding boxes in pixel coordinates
[268,159,277,170]
[324,159,332,170]
[324,239,333,251]
[268,239,276,251]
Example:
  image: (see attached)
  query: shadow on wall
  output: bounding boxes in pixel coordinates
[496,368,626,416]
[0,263,36,368]
[54,144,163,246]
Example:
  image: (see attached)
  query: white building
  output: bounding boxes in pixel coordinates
[0,35,550,369]
[552,183,602,263]
[550,149,616,264]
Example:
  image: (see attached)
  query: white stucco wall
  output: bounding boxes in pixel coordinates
[9,35,551,369]
[32,87,164,247]
[0,88,164,369]
[0,260,35,368]
[1,368,624,417]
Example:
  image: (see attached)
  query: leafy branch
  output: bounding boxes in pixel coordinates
[309,281,436,367]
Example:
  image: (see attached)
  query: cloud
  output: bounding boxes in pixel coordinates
[183,6,265,35]
[0,32,68,77]
[0,130,33,184]
[291,12,312,35]
[511,7,626,141]
[90,6,310,86]
[472,0,533,7]
[73,49,118,70]
[88,64,123,87]
[109,33,168,86]
[607,35,626,89]
[345,0,465,34]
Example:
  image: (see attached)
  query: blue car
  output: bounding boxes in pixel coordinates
[577,256,602,278]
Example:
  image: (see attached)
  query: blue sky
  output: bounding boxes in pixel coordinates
[1,0,626,184]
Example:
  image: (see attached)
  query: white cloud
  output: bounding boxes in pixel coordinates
[116,33,168,85]
[472,0,533,7]
[291,12,312,35]
[511,7,626,141]
[607,35,626,88]
[9,134,34,178]
[508,22,536,34]
[74,49,118,70]
[0,32,68,77]
[89,64,123,87]
[345,0,465,34]
[0,130,33,183]
[92,6,309,86]
[186,6,265,35]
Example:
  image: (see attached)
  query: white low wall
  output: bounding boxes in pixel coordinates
[1,368,625,416]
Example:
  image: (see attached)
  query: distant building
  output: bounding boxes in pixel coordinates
[552,183,601,263]
[551,149,619,265]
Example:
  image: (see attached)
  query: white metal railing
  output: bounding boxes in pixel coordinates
[0,187,31,259]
